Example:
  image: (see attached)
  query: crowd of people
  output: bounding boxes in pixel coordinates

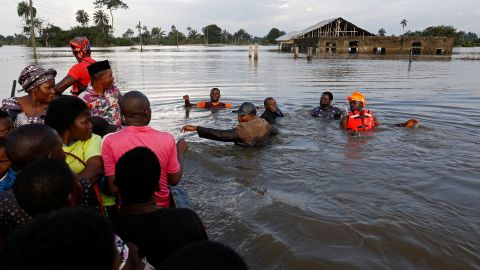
[0,36,418,269]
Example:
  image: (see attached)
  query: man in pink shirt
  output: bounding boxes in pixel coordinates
[102,91,187,207]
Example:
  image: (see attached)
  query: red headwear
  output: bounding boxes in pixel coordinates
[68,37,91,54]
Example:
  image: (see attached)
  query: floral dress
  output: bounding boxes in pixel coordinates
[79,85,122,127]
[1,97,46,128]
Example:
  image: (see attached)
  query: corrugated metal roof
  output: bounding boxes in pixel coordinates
[275,31,302,42]
[296,17,340,37]
[276,17,374,42]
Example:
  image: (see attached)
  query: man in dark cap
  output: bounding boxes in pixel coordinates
[55,37,96,96]
[79,60,122,127]
[181,102,272,145]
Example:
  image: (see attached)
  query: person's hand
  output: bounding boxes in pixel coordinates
[176,138,188,154]
[180,125,197,133]
[183,95,189,100]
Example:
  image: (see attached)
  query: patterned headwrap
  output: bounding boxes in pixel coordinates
[69,37,91,54]
[18,65,57,93]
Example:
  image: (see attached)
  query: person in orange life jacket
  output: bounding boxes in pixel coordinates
[183,88,233,109]
[55,37,96,96]
[340,91,380,131]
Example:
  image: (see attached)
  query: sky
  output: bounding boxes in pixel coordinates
[1,0,479,37]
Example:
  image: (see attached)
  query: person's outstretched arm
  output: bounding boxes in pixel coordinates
[181,125,241,142]
[183,95,196,107]
[55,75,76,94]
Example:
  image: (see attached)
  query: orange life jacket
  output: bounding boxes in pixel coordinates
[198,101,232,109]
[346,110,375,131]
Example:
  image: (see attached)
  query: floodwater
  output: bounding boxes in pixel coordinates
[1,45,479,269]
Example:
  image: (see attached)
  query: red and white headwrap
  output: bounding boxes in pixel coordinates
[68,37,91,54]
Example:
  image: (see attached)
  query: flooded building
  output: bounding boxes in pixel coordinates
[276,17,454,56]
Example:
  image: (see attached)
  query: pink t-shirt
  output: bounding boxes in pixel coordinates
[102,126,180,207]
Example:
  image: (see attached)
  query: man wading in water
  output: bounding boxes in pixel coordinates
[181,102,272,146]
[183,88,233,109]
[311,91,343,119]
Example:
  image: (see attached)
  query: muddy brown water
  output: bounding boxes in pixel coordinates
[1,45,479,269]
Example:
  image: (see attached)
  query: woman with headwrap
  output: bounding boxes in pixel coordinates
[1,65,57,128]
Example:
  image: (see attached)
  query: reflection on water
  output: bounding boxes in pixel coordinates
[1,45,479,269]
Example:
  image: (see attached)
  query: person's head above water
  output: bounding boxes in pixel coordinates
[210,88,221,102]
[119,90,151,126]
[348,91,366,111]
[320,91,333,107]
[233,102,257,123]
[5,124,66,170]
[263,97,277,113]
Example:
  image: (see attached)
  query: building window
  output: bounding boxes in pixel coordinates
[326,47,337,54]
[373,47,386,55]
[326,42,336,47]
[411,48,422,55]
[436,48,445,55]
[412,42,422,47]
[349,41,359,47]
[348,47,358,54]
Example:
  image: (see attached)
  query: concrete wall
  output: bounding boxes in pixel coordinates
[310,36,454,55]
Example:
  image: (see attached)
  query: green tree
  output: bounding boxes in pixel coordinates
[202,24,222,44]
[233,29,251,44]
[400,19,407,35]
[378,28,386,36]
[76,9,90,27]
[122,28,134,38]
[187,27,199,44]
[40,24,64,47]
[93,0,128,30]
[17,1,37,44]
[17,1,36,21]
[93,10,110,45]
[151,27,165,45]
[265,28,286,44]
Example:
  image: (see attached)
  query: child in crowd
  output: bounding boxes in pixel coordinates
[0,111,13,138]
[0,138,14,192]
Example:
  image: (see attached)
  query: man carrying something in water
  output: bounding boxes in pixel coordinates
[183,88,232,109]
[181,102,272,146]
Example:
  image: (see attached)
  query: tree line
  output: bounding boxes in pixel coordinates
[0,0,286,47]
[377,19,480,47]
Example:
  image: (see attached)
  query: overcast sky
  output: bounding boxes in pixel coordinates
[1,0,479,37]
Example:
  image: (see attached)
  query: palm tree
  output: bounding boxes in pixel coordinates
[151,27,165,45]
[188,29,199,44]
[17,1,36,21]
[17,1,37,47]
[400,19,408,35]
[76,9,90,27]
[93,0,128,31]
[93,10,109,32]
